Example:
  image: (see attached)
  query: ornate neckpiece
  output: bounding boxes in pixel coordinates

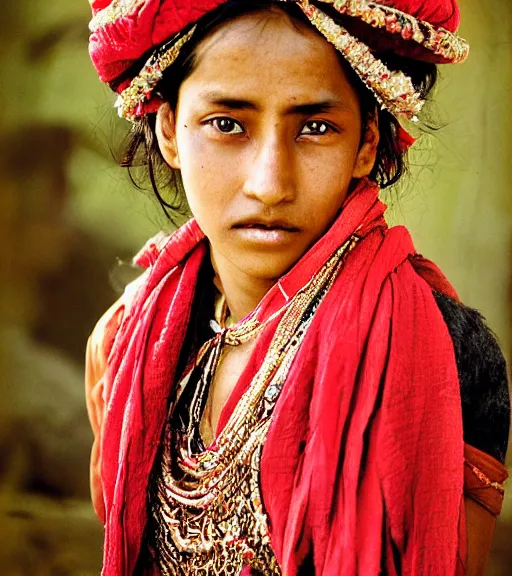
[146,236,358,576]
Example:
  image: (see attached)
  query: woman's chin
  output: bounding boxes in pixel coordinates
[229,253,302,282]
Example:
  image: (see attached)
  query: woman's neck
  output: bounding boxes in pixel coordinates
[210,248,276,324]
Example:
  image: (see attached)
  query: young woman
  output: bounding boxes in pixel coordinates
[85,0,510,574]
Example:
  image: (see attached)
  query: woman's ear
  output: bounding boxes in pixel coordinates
[156,102,181,169]
[352,113,380,179]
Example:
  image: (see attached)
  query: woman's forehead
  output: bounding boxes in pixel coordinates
[182,10,358,107]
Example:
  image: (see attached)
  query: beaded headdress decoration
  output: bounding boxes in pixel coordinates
[89,0,469,124]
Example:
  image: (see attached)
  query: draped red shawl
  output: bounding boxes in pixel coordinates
[97,180,465,575]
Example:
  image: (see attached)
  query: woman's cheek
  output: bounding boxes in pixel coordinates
[183,163,230,230]
[181,130,239,180]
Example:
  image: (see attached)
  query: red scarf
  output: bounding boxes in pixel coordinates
[99,179,465,575]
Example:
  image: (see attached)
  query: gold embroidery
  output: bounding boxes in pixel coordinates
[114,28,196,121]
[321,0,469,64]
[299,3,424,119]
[89,0,144,32]
[467,462,505,495]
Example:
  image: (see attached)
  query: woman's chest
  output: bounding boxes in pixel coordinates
[201,340,257,444]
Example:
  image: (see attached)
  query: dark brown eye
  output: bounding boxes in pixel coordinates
[212,117,243,134]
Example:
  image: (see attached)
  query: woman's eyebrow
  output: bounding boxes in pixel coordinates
[198,91,346,114]
[284,100,346,116]
[199,91,259,110]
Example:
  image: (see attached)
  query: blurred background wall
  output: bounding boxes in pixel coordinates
[0,0,510,574]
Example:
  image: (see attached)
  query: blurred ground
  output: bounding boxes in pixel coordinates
[0,0,511,574]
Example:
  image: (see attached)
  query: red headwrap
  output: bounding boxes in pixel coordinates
[92,179,467,575]
[89,0,225,84]
[89,0,464,83]
[88,0,469,130]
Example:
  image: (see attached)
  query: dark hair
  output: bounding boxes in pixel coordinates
[119,0,438,221]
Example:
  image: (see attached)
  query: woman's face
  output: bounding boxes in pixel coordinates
[157,9,379,281]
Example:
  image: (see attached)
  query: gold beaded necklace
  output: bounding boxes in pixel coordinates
[147,236,358,576]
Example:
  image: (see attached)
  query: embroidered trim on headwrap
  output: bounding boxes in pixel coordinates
[297,3,423,119]
[314,0,469,64]
[107,0,469,123]
[89,0,144,32]
[114,27,196,120]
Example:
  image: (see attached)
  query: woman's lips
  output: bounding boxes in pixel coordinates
[232,224,299,246]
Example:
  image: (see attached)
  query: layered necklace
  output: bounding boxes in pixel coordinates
[147,236,358,576]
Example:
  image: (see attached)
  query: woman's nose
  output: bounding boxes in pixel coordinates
[242,134,296,206]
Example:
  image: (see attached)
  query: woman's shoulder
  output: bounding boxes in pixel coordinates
[86,271,148,389]
[433,291,510,464]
